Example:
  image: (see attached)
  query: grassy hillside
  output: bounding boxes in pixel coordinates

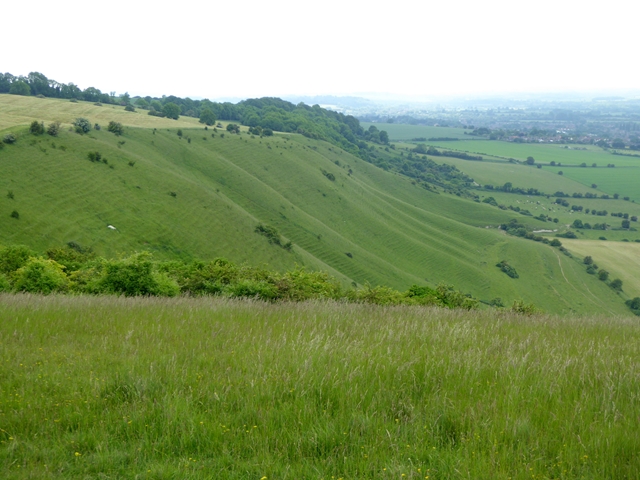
[2,296,640,479]
[0,95,634,314]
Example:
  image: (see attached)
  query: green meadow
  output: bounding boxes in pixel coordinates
[361,123,468,141]
[425,140,616,166]
[559,167,640,203]
[2,295,640,479]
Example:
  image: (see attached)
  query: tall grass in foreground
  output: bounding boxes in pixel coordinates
[1,295,639,479]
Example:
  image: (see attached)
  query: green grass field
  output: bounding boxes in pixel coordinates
[361,123,469,141]
[559,166,640,203]
[1,295,639,479]
[425,140,617,166]
[393,135,640,201]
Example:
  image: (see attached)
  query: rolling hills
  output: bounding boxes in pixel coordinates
[0,95,635,314]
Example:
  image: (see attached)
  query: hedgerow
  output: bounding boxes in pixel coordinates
[0,244,481,309]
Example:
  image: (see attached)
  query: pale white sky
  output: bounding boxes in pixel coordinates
[3,0,637,101]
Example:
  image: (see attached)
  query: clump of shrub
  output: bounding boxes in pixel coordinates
[73,117,92,134]
[3,133,17,144]
[0,245,36,277]
[347,284,406,305]
[87,151,103,162]
[626,297,640,316]
[124,105,135,112]
[46,244,95,272]
[610,278,623,291]
[10,210,19,219]
[13,257,69,294]
[496,260,519,278]
[321,169,336,181]
[107,121,124,136]
[255,224,292,251]
[511,300,537,315]
[92,252,179,297]
[29,120,45,135]
[489,297,504,307]
[47,121,61,136]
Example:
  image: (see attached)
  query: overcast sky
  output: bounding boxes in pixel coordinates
[3,0,637,101]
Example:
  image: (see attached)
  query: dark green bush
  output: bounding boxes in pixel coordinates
[107,121,124,136]
[610,278,623,291]
[321,169,336,181]
[45,245,95,272]
[73,118,92,134]
[3,133,17,144]
[47,122,60,136]
[255,224,282,245]
[29,120,45,135]
[496,260,519,278]
[87,151,102,162]
[626,297,640,315]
